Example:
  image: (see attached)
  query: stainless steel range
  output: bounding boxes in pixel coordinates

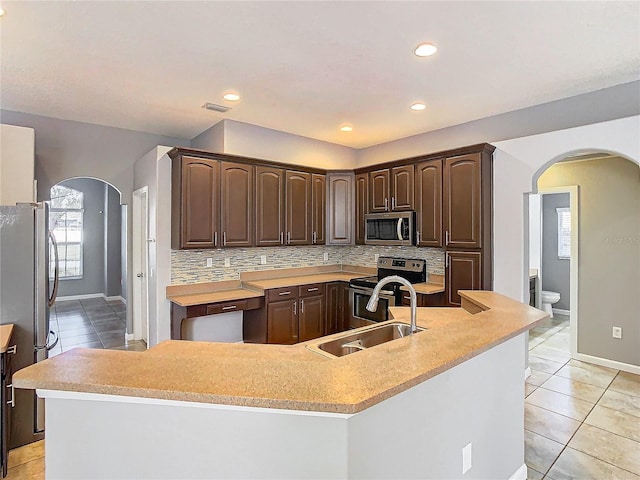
[348,257,427,328]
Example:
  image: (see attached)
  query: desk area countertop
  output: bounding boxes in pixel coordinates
[0,324,14,354]
[12,291,547,414]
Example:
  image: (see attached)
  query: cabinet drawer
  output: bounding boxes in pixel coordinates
[267,287,298,302]
[299,283,325,298]
[206,299,249,315]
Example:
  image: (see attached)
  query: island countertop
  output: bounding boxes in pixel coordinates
[12,291,546,414]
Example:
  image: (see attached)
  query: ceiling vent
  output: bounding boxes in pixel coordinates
[202,102,231,113]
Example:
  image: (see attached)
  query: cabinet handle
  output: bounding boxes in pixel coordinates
[446,254,450,268]
[445,230,449,246]
[214,232,218,247]
[307,287,319,292]
[287,232,291,244]
[7,384,14,407]
[6,345,16,355]
[384,198,389,211]
[223,232,227,246]
[404,295,411,301]
[222,305,237,310]
[300,299,304,314]
[279,291,292,296]
[312,231,317,244]
[293,302,297,315]
[280,232,284,245]
[392,197,396,210]
[416,231,421,245]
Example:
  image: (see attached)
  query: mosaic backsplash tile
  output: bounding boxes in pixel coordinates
[171,245,445,285]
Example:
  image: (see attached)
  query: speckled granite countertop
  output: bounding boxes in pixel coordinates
[12,291,546,414]
[0,324,14,353]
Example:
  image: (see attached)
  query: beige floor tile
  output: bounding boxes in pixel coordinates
[525,430,564,475]
[555,364,617,389]
[526,383,538,397]
[526,387,595,421]
[529,336,547,349]
[569,424,640,475]
[585,405,640,442]
[541,375,606,404]
[529,355,567,374]
[527,466,544,480]
[5,458,45,480]
[528,346,571,364]
[7,440,44,468]
[539,336,571,352]
[525,403,581,444]
[547,447,640,480]
[599,389,640,418]
[609,372,640,399]
[569,359,619,376]
[527,369,553,386]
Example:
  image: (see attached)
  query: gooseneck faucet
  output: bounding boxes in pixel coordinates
[366,275,418,334]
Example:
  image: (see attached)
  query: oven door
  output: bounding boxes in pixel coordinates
[348,285,397,328]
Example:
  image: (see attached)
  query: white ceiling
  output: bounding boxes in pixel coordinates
[1,1,639,148]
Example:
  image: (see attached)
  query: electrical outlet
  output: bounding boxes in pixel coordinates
[462,443,472,474]
[224,258,231,267]
[260,255,267,265]
[206,258,213,268]
[612,326,622,339]
[374,253,379,261]
[323,252,329,261]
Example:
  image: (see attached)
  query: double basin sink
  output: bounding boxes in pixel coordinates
[308,322,425,358]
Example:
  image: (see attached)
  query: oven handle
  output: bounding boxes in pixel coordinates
[349,285,396,298]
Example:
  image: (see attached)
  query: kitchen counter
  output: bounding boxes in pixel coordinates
[399,273,445,295]
[13,291,546,414]
[0,324,14,353]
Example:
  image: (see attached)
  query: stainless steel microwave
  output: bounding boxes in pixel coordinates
[364,212,415,246]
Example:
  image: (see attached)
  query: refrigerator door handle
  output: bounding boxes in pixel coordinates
[48,231,59,307]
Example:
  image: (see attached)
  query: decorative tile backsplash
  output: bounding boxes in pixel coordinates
[171,245,445,285]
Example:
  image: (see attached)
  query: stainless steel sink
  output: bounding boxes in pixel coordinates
[311,322,425,358]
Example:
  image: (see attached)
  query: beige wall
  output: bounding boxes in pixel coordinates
[538,157,640,366]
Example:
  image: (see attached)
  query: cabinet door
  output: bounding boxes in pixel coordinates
[369,169,390,213]
[173,157,219,249]
[220,162,254,247]
[255,166,284,246]
[267,299,298,344]
[299,295,325,342]
[311,174,326,245]
[339,281,351,332]
[391,165,414,211]
[445,251,482,306]
[355,173,369,244]
[285,171,312,245]
[327,174,353,245]
[444,154,482,248]
[415,159,442,247]
[325,282,340,335]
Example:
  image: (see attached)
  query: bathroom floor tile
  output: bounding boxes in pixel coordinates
[540,375,605,404]
[525,403,581,444]
[609,372,640,398]
[568,424,640,475]
[526,387,595,421]
[598,389,640,418]
[547,447,640,480]
[555,364,616,389]
[584,405,640,442]
[525,430,564,475]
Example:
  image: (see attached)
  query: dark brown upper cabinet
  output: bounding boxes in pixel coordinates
[220,161,254,247]
[415,159,442,247]
[355,173,369,244]
[171,156,219,249]
[285,171,312,245]
[369,166,414,213]
[311,174,326,245]
[443,154,482,249]
[255,166,285,246]
[327,174,353,245]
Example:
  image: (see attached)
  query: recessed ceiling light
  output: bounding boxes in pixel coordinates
[414,43,437,57]
[340,125,353,132]
[410,103,426,111]
[0,7,5,17]
[223,93,240,101]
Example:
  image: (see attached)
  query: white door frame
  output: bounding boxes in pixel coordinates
[132,186,150,345]
[534,185,580,358]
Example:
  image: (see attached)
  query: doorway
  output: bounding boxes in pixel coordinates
[132,187,149,345]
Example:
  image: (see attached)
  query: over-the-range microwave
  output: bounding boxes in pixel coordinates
[364,211,415,246]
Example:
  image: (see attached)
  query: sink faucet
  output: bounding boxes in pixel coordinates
[366,275,418,334]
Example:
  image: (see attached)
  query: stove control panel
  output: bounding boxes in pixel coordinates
[377,257,425,273]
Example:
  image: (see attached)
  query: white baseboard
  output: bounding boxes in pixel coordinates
[508,464,527,480]
[524,367,531,380]
[56,293,104,302]
[552,308,570,316]
[574,352,640,375]
[105,295,127,305]
[125,333,135,341]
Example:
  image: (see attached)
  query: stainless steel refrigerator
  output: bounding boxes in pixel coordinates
[0,202,59,448]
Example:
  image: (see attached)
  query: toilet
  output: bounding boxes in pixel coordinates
[541,290,561,317]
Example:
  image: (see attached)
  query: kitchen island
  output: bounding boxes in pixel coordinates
[12,291,545,480]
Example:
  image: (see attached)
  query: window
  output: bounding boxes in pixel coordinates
[50,185,84,278]
[557,207,571,260]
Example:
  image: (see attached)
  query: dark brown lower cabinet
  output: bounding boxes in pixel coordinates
[299,294,324,342]
[267,299,299,344]
[445,251,482,306]
[401,291,445,307]
[325,282,350,335]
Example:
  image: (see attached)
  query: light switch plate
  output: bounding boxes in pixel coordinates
[260,255,267,265]
[323,253,329,261]
[224,258,231,267]
[206,258,213,268]
[612,326,622,339]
